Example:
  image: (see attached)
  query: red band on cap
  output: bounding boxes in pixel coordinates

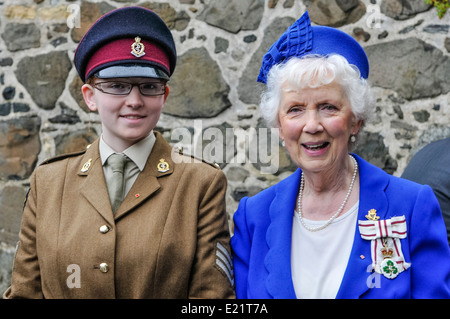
[85,37,170,79]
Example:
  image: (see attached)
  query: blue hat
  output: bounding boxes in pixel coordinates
[74,6,177,82]
[257,11,369,83]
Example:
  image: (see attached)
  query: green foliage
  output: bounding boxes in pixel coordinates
[425,0,450,18]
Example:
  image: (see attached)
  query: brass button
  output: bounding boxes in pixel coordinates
[99,263,109,273]
[99,225,110,234]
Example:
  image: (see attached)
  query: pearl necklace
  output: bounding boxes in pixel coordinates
[296,155,358,232]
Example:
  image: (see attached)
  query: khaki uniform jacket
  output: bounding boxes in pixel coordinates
[3,132,235,299]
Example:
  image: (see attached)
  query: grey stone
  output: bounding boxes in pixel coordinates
[69,76,90,114]
[0,116,41,181]
[366,38,450,100]
[238,16,295,105]
[214,37,229,54]
[0,247,15,296]
[0,103,30,116]
[54,129,98,156]
[393,119,417,140]
[70,2,115,43]
[423,24,450,34]
[0,58,13,67]
[304,0,366,27]
[284,0,295,8]
[12,103,30,113]
[0,103,11,116]
[413,110,430,123]
[142,2,191,31]
[15,51,72,110]
[353,27,371,42]
[0,186,27,246]
[50,36,68,47]
[354,131,397,174]
[380,0,431,20]
[408,125,450,160]
[163,47,231,118]
[198,0,264,33]
[392,104,404,119]
[227,166,250,182]
[49,103,81,125]
[243,35,257,43]
[232,185,264,201]
[2,23,40,52]
[2,87,15,100]
[398,19,423,34]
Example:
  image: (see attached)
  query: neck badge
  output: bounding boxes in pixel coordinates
[358,209,411,279]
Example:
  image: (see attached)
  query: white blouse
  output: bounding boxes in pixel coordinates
[291,201,359,299]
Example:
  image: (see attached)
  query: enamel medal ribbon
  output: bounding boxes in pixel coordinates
[358,209,411,279]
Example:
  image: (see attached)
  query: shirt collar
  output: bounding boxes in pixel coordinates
[99,131,156,171]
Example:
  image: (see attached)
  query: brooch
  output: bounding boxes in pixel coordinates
[358,209,411,279]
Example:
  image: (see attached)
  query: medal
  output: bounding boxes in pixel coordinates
[380,241,399,279]
[359,210,411,279]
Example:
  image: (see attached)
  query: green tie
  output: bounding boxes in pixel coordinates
[107,153,127,213]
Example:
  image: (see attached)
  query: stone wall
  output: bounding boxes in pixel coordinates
[0,0,449,293]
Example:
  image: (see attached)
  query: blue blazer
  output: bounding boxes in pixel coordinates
[231,154,450,299]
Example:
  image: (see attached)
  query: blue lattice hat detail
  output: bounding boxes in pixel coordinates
[257,11,369,84]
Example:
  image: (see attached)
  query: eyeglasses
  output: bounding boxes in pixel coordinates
[93,81,166,96]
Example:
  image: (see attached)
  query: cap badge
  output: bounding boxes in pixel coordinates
[131,36,145,58]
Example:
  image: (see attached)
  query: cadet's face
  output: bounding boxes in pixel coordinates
[82,77,169,152]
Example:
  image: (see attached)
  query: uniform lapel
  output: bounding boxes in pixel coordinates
[265,169,301,299]
[115,132,173,219]
[78,139,115,225]
[336,154,390,299]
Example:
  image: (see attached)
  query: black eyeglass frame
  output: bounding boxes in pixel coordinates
[93,81,167,96]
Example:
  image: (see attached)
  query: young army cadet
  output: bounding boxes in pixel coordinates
[3,6,235,299]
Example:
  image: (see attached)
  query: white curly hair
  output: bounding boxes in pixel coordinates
[259,54,375,133]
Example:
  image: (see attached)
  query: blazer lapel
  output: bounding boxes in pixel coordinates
[78,139,115,225]
[115,132,174,219]
[265,169,301,299]
[336,154,390,299]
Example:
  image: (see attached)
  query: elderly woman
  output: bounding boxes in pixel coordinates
[231,12,450,299]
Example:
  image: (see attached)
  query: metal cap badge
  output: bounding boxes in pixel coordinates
[131,36,145,58]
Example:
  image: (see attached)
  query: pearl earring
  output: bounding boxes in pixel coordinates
[350,135,356,143]
[281,140,285,147]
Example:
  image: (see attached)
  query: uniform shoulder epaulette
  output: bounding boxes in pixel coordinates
[172,146,221,169]
[40,149,87,166]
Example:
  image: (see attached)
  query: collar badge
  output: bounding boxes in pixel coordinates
[157,158,170,173]
[81,159,92,172]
